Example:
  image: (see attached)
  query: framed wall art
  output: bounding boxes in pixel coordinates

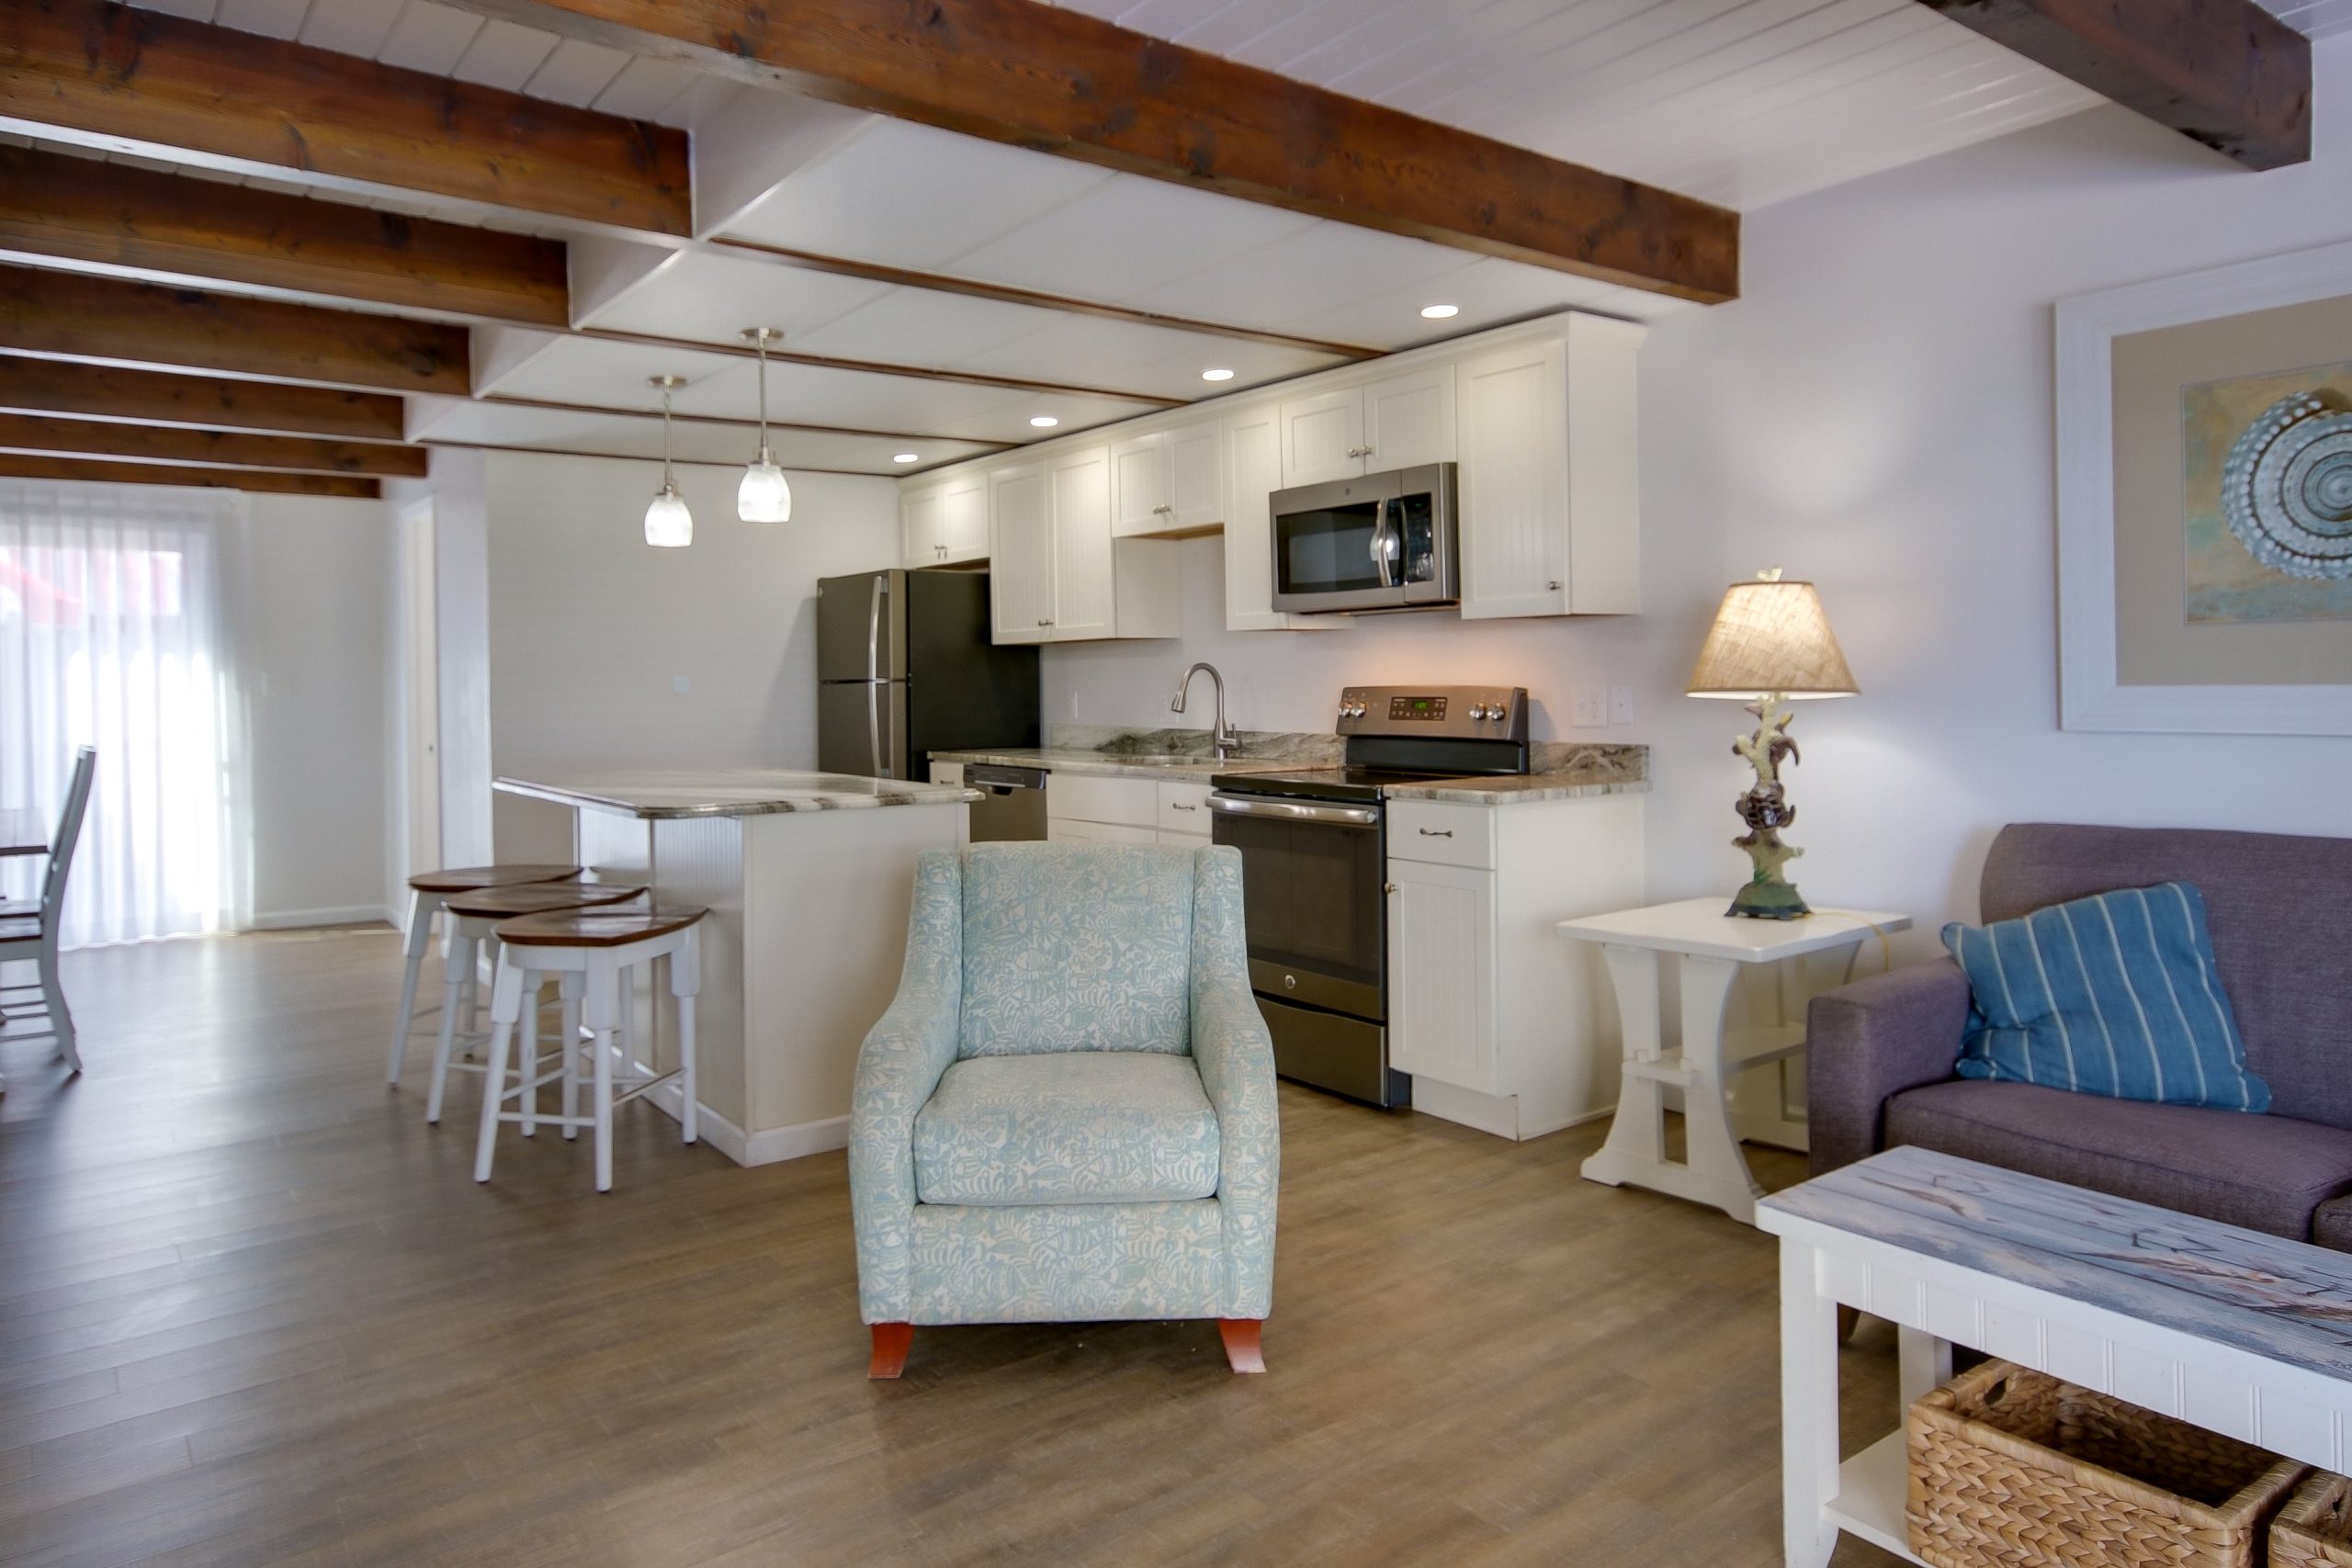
[2056,238,2352,734]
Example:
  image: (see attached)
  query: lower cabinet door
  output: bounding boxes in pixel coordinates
[1047,818,1159,846]
[1386,858,1498,1094]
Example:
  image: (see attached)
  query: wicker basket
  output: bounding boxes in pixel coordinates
[1905,1359,2306,1568]
[2277,1472,2352,1568]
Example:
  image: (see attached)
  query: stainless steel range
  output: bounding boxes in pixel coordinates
[1207,684,1530,1108]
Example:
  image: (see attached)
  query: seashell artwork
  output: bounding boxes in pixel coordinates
[2183,368,2352,624]
[2219,391,2352,581]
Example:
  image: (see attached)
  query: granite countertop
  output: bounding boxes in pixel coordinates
[1383,743,1650,805]
[932,725,1342,782]
[494,770,978,820]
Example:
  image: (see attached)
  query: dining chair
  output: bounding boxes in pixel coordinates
[0,746,97,1074]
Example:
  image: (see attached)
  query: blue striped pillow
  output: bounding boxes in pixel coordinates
[1941,882,2268,1112]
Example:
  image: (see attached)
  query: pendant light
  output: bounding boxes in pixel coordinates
[643,375,692,547]
[737,326,792,523]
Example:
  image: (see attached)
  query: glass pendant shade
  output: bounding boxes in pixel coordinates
[643,483,693,547]
[738,448,792,522]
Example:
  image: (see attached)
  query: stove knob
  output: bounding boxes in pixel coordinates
[1469,704,1488,720]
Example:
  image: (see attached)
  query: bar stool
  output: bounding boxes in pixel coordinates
[386,863,582,1087]
[474,904,707,1193]
[424,880,646,1128]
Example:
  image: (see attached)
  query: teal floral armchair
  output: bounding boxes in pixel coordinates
[850,842,1280,1377]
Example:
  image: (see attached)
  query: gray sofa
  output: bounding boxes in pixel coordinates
[1808,822,2352,1247]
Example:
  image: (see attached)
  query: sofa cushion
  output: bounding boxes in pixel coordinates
[2314,1196,2352,1253]
[957,843,1195,1058]
[913,1052,1219,1207]
[1885,1079,2352,1240]
[1942,882,2268,1112]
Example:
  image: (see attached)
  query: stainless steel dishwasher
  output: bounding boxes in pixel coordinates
[964,763,1048,842]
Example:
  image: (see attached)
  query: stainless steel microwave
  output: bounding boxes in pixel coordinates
[1268,463,1458,614]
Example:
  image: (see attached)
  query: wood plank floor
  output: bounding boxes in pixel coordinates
[0,928,1905,1567]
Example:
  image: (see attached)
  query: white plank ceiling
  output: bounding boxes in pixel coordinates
[73,0,2348,477]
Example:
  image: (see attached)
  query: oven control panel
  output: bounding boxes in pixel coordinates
[1334,685,1528,741]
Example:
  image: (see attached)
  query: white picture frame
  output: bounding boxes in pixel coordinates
[2056,238,2352,734]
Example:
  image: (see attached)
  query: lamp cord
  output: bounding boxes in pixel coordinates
[1796,908,1898,986]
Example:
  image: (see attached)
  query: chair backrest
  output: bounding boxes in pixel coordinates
[956,841,1200,1059]
[40,747,95,925]
[1981,822,2352,1130]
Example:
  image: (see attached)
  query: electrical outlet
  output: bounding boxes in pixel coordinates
[1571,686,1606,728]
[1609,684,1634,724]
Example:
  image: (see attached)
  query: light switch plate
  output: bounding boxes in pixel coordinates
[1610,684,1634,724]
[1571,686,1606,728]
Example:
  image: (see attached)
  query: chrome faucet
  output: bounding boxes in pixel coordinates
[1170,661,1238,761]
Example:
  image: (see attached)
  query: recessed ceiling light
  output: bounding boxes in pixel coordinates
[1201,367,1235,382]
[1420,303,1460,320]
[892,452,919,464]
[1030,415,1059,428]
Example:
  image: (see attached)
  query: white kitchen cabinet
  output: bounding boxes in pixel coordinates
[1385,793,1646,1141]
[1458,314,1642,620]
[1223,402,1338,633]
[1049,774,1209,848]
[1049,818,1159,847]
[1279,366,1455,487]
[901,474,989,568]
[1111,419,1223,537]
[989,447,1180,644]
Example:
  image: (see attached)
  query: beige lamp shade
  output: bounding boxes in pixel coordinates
[1686,577,1858,699]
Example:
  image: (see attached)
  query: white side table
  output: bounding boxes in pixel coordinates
[1557,897,1909,1224]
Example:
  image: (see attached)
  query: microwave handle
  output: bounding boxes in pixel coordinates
[1370,495,1395,590]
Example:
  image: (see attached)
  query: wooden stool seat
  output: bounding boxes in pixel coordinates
[441,882,644,919]
[492,905,707,948]
[406,863,582,895]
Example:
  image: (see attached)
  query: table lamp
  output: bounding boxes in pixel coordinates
[1687,569,1858,919]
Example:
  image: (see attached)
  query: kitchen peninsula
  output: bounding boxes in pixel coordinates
[492,770,974,1167]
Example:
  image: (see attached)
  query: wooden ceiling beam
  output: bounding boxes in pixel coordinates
[0,0,690,235]
[0,452,379,498]
[0,412,426,477]
[433,0,1739,302]
[0,267,469,396]
[1915,0,2311,170]
[0,356,407,443]
[0,147,569,326]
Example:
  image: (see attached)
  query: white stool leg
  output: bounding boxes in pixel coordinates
[516,969,539,1138]
[386,888,435,1086]
[559,971,583,1142]
[672,929,701,1145]
[425,928,477,1124]
[616,962,635,1073]
[473,957,526,1183]
[37,928,76,1074]
[584,956,618,1193]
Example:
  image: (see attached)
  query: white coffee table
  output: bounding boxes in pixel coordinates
[1557,897,1908,1224]
[1761,1147,2352,1568]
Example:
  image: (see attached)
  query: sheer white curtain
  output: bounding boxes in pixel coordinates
[0,480,236,947]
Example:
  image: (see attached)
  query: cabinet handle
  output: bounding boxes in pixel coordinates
[1384,883,1398,895]
[1171,803,1197,812]
[1548,580,1561,591]
[1347,445,1373,458]
[1418,828,1454,838]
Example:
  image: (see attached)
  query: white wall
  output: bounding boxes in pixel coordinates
[1048,49,2352,956]
[478,453,900,859]
[223,492,393,928]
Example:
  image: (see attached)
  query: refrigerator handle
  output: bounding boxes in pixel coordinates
[867,576,888,777]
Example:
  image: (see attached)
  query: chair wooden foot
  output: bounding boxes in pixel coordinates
[868,1322,914,1380]
[1218,1318,1265,1374]
[1837,1304,1860,1344]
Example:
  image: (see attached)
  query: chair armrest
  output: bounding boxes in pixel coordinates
[849,851,964,1323]
[1189,846,1279,1319]
[1806,958,1973,1177]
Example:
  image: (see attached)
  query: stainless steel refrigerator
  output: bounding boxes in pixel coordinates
[816,569,1040,781]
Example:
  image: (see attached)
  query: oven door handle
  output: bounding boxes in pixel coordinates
[1207,794,1380,828]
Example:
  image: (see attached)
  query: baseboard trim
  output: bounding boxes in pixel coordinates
[627,1053,848,1168]
[247,906,392,931]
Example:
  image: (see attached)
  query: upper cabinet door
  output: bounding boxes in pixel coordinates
[900,485,945,569]
[941,474,989,563]
[1110,431,1169,537]
[1164,418,1225,530]
[1363,364,1456,471]
[1047,446,1114,640]
[988,464,1053,644]
[1279,387,1365,487]
[1458,339,1569,620]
